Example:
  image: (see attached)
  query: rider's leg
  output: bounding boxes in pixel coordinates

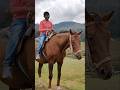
[36,32,46,59]
[2,19,27,79]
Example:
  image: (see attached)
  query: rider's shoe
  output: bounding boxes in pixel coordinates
[36,54,40,59]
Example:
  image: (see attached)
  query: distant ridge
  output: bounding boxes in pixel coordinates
[35,21,85,41]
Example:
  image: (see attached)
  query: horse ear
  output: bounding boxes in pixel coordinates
[78,31,82,35]
[102,11,114,22]
[85,9,93,22]
[69,29,73,34]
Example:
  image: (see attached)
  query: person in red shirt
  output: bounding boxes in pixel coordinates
[2,0,34,79]
[36,11,53,59]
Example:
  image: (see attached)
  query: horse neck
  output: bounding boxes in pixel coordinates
[19,36,35,78]
[56,33,70,51]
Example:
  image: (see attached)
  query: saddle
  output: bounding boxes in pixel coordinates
[17,24,34,54]
[42,31,56,49]
[17,24,34,77]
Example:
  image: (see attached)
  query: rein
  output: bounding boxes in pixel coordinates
[86,23,111,71]
[86,36,111,71]
[69,34,73,53]
[41,32,81,60]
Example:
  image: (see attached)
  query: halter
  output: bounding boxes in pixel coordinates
[86,39,111,71]
[86,22,111,71]
[69,34,81,55]
[86,22,96,27]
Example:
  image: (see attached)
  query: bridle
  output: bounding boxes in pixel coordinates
[69,33,81,56]
[86,21,111,71]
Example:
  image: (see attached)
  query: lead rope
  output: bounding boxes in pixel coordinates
[69,34,82,56]
[69,34,73,53]
[86,39,96,71]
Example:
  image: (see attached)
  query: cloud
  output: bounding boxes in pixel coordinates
[35,0,85,24]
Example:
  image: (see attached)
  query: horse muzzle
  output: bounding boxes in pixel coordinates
[74,50,82,60]
[96,56,112,80]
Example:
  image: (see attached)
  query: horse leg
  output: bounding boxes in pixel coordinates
[38,63,43,77]
[48,63,53,89]
[57,63,62,90]
[9,87,20,90]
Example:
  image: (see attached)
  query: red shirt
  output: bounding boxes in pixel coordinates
[10,0,34,20]
[39,19,53,33]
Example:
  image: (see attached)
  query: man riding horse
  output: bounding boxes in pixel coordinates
[36,11,53,59]
[2,0,34,79]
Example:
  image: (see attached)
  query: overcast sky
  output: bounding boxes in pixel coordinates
[35,0,85,24]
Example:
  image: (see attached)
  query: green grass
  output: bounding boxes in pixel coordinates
[86,74,120,90]
[35,57,85,90]
[0,81,8,90]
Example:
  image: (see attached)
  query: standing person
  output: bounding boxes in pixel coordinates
[36,11,53,59]
[2,0,34,79]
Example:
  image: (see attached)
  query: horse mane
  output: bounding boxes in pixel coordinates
[59,30,69,33]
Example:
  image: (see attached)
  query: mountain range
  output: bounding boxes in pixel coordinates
[35,21,85,41]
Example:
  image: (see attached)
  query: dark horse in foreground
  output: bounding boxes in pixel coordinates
[86,10,114,80]
[36,30,82,90]
[0,25,35,90]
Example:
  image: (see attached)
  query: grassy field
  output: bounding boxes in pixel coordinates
[86,74,120,90]
[35,57,85,90]
[0,81,8,90]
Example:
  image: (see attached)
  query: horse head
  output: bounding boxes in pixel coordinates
[86,10,114,80]
[69,29,82,60]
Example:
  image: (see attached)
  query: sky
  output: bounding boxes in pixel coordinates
[35,0,85,24]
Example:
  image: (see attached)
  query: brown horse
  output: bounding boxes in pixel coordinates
[86,10,114,80]
[36,30,82,89]
[0,26,35,90]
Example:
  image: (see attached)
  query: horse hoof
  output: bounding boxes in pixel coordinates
[57,86,61,90]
